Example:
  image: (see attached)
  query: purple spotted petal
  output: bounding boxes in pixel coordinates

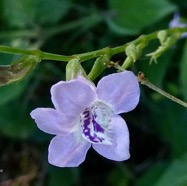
[48,134,91,167]
[92,115,130,161]
[30,108,77,135]
[51,77,97,117]
[97,71,140,114]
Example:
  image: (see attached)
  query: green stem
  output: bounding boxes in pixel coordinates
[0,30,39,39]
[0,27,187,63]
[0,45,73,61]
[138,72,187,108]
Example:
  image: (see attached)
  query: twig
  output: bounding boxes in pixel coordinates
[137,71,187,108]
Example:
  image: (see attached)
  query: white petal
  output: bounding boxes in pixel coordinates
[92,115,130,161]
[30,108,77,135]
[48,134,91,167]
[97,71,140,114]
[51,77,97,117]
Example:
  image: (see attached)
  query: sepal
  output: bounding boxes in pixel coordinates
[66,58,87,80]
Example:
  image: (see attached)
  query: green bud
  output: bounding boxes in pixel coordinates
[125,43,138,62]
[0,55,40,86]
[66,58,87,80]
[122,42,146,70]
[157,30,167,45]
[88,54,110,80]
[146,34,179,64]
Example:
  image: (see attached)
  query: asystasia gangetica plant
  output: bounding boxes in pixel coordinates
[31,71,139,167]
[1,20,187,167]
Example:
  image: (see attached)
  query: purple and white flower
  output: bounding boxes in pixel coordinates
[30,71,140,167]
[169,13,187,37]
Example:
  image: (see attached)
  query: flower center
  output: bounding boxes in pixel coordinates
[80,101,113,144]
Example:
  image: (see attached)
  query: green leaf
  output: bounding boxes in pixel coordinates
[107,167,129,186]
[33,0,72,25]
[48,167,80,186]
[153,102,187,157]
[108,0,176,35]
[180,39,187,102]
[135,162,168,186]
[155,152,187,186]
[0,102,36,138]
[0,78,29,105]
[2,0,71,27]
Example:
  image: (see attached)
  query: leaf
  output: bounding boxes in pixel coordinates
[153,102,187,157]
[0,78,29,105]
[48,167,80,186]
[180,39,187,102]
[155,152,187,186]
[107,167,129,186]
[108,0,176,35]
[33,0,72,25]
[2,0,72,27]
[0,102,36,138]
[135,162,168,186]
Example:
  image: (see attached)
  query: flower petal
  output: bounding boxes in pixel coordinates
[51,77,97,117]
[92,115,130,161]
[48,134,91,167]
[97,71,140,114]
[30,108,77,135]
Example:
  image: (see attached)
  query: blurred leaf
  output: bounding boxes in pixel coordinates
[180,39,187,102]
[33,0,72,25]
[0,101,36,138]
[2,0,71,27]
[153,102,187,157]
[48,167,80,186]
[155,152,187,186]
[0,78,29,105]
[108,0,176,35]
[107,166,129,186]
[135,162,168,186]
[170,0,187,8]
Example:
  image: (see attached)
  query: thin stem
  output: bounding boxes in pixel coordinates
[138,72,187,108]
[0,30,39,39]
[0,45,73,61]
[0,27,187,63]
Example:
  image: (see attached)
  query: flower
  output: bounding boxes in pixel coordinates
[169,13,187,38]
[30,71,140,167]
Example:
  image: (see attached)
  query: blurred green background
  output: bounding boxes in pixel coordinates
[0,0,187,185]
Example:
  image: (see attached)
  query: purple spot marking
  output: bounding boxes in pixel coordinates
[92,118,104,133]
[81,109,106,143]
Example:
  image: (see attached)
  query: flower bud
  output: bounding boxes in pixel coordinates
[125,43,138,62]
[66,58,87,80]
[88,54,110,80]
[157,30,167,45]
